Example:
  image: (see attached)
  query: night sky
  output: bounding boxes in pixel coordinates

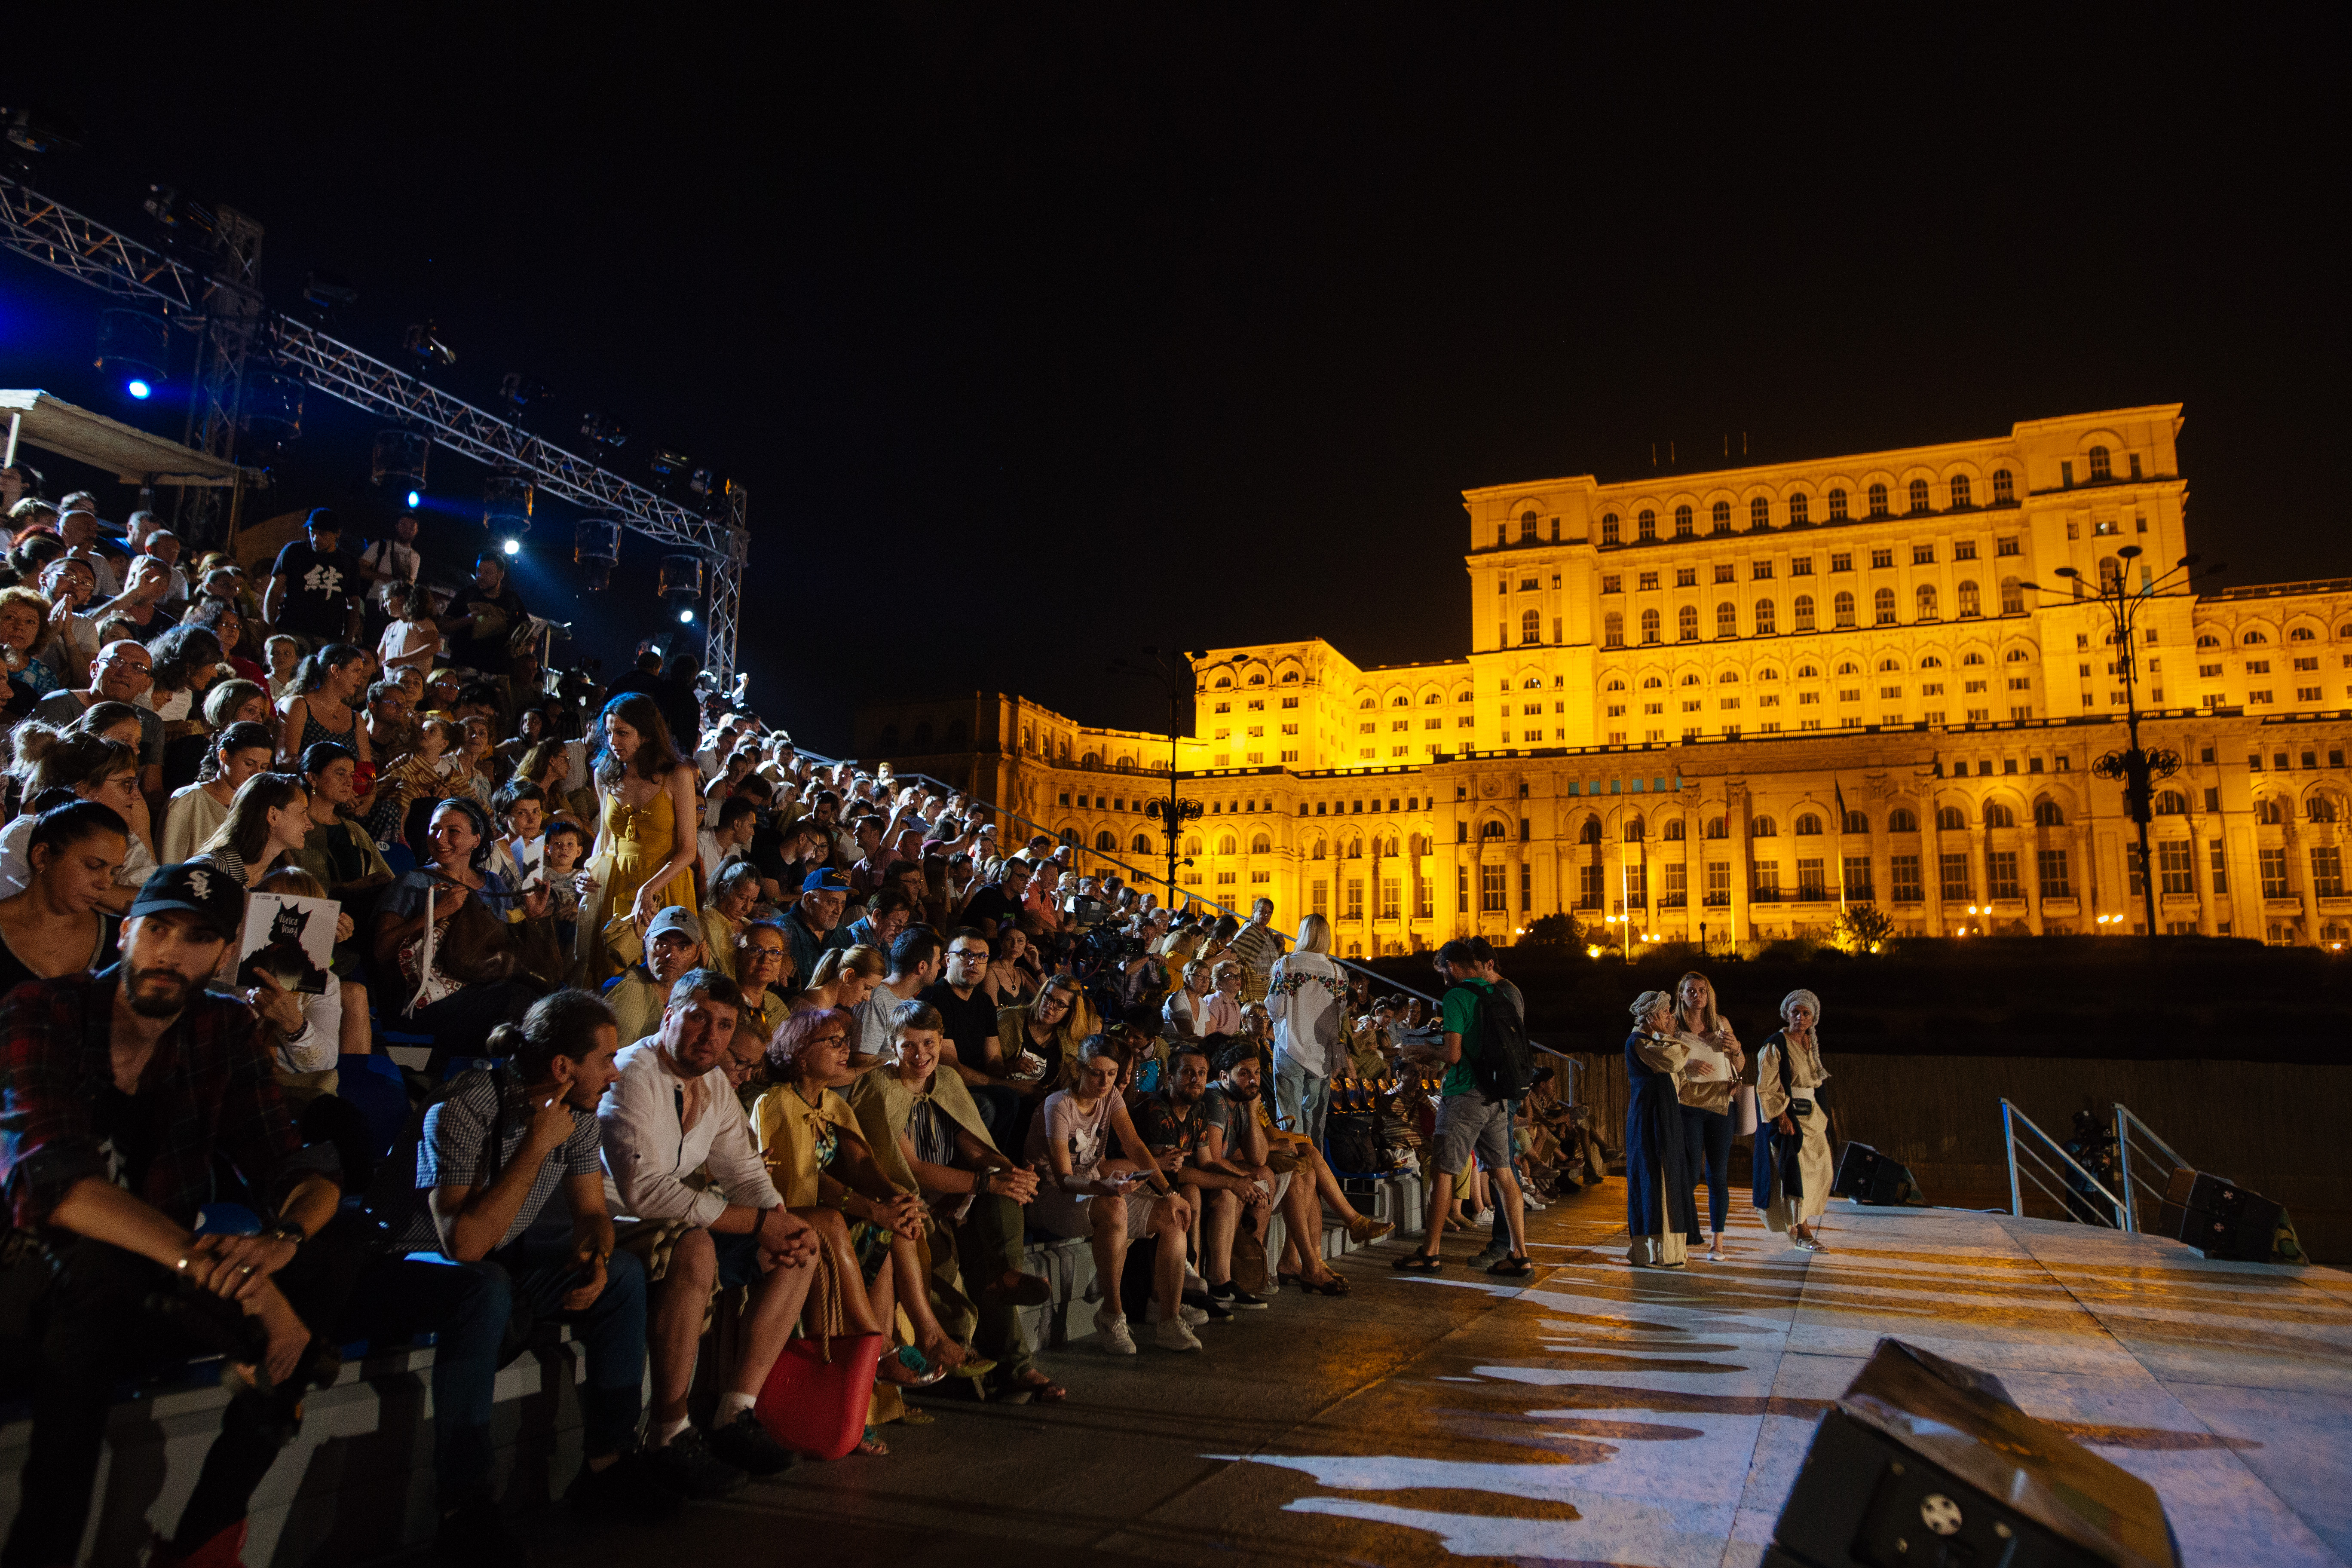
[4,8,2343,750]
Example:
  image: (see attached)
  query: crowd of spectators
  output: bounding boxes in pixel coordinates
[0,484,1608,1567]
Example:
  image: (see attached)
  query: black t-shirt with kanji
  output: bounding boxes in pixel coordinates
[270,540,362,638]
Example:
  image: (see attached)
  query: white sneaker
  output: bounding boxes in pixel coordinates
[1094,1305,1136,1354]
[1144,1299,1209,1326]
[1155,1319,1202,1353]
[1470,1209,1495,1227]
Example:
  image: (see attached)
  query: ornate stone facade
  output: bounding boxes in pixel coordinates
[854,405,2352,951]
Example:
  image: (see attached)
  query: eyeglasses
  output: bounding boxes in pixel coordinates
[747,946,785,962]
[809,1033,847,1047]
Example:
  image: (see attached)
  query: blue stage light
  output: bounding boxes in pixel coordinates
[501,537,521,557]
[126,378,152,400]
[405,489,422,509]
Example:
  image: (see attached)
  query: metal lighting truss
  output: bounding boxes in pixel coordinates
[0,174,751,680]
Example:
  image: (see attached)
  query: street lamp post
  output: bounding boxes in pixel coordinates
[2022,549,2220,940]
[1113,648,1204,909]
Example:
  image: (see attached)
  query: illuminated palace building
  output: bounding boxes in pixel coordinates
[858,405,2352,950]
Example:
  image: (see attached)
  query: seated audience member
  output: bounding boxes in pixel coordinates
[0,582,63,696]
[0,801,127,989]
[275,643,373,771]
[372,796,560,1069]
[603,905,708,1045]
[32,637,165,796]
[490,778,548,888]
[364,678,418,767]
[1023,1033,1198,1355]
[294,742,394,918]
[372,713,459,847]
[849,999,1062,1403]
[823,884,911,960]
[747,1008,952,1435]
[732,919,793,1040]
[699,790,758,884]
[0,865,350,1568]
[377,579,441,677]
[0,728,153,908]
[161,676,271,798]
[851,926,940,1060]
[30,556,99,689]
[780,867,850,985]
[598,970,820,1490]
[981,924,1038,1007]
[518,737,596,827]
[699,860,762,980]
[919,927,1018,1141]
[542,817,592,967]
[1163,958,1213,1041]
[249,865,368,1093]
[1144,1041,1275,1309]
[793,942,883,1020]
[358,989,683,1561]
[193,770,314,890]
[263,634,301,700]
[188,596,269,688]
[1198,958,1246,1037]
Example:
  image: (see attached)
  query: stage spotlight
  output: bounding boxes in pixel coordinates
[658,552,705,625]
[301,270,358,313]
[482,469,533,536]
[650,447,689,480]
[678,607,695,624]
[687,466,715,497]
[239,369,305,449]
[499,373,553,414]
[402,322,456,368]
[96,306,169,398]
[501,537,521,557]
[574,516,622,591]
[371,428,430,499]
[581,411,628,449]
[5,104,84,156]
[405,490,421,510]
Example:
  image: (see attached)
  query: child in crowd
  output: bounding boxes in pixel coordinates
[377,580,442,676]
[493,779,548,890]
[264,634,303,700]
[541,817,592,967]
[371,714,458,847]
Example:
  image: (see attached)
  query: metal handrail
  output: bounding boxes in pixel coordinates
[2112,1102,2187,1234]
[2001,1099,2125,1227]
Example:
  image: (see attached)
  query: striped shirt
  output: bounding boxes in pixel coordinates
[393,1069,601,1253]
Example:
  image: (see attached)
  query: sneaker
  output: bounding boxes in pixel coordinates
[1144,1298,1210,1327]
[1181,1288,1234,1321]
[705,1409,797,1477]
[1094,1304,1137,1354]
[1467,1241,1508,1271]
[433,1496,521,1568]
[1155,1318,1202,1352]
[566,1451,688,1522]
[1209,1282,1269,1311]
[638,1430,748,1500]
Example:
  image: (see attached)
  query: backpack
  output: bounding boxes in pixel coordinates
[1451,981,1537,1100]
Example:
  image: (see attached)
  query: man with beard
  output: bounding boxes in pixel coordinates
[0,864,351,1568]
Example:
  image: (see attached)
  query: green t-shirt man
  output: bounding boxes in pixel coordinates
[1439,977,1495,1098]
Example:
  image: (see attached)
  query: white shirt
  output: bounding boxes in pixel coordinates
[360,539,420,606]
[162,784,231,864]
[698,827,746,885]
[597,1038,781,1226]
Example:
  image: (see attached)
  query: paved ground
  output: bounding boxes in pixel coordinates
[527,1181,2352,1568]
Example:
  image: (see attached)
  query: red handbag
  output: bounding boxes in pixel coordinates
[752,1249,881,1460]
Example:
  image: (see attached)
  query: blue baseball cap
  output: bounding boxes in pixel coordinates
[801,867,851,894]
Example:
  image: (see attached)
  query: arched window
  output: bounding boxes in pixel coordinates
[1520,509,1540,541]
[1250,833,1271,853]
[2088,444,2112,480]
[2034,800,2066,826]
[1185,836,1202,855]
[1217,834,1237,854]
[2098,555,2124,593]
[1984,802,2015,829]
[1794,813,1822,836]
[1992,469,2015,505]
[1867,482,1890,518]
[1936,805,1967,830]
[1309,839,1325,860]
[1789,492,1811,526]
[1521,608,1541,644]
[1132,833,1152,854]
[1889,808,1919,832]
[1792,593,1816,632]
[1637,508,1657,541]
[2310,796,2340,824]
[2000,577,2024,615]
[1624,815,1645,842]
[1339,836,1361,858]
[1663,818,1686,841]
[1601,513,1621,545]
[2242,630,2268,645]
[1412,833,1432,854]
[2147,792,2185,817]
[1579,817,1602,845]
[1828,487,1849,521]
[2257,798,2286,826]
[1705,816,1728,839]
[1700,500,1724,533]
[1674,504,1694,537]
[1640,608,1661,644]
[1874,587,1898,625]
[1678,604,1699,641]
[1749,496,1769,530]
[1957,580,1981,618]
[1878,657,1903,672]
[1604,611,1624,648]
[1755,598,1776,635]
[1752,816,1778,838]
[2292,626,2317,642]
[1715,601,1737,638]
[1834,591,1857,629]
[1908,478,1930,513]
[1081,752,1101,770]
[1950,473,1973,509]
[1094,830,1117,852]
[1844,810,1869,834]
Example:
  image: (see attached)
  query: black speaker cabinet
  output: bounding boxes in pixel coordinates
[1833,1141,1923,1206]
[1767,1338,2179,1568]
[2155,1167,2282,1263]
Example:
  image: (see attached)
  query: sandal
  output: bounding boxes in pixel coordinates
[1007,1369,1067,1404]
[1299,1271,1351,1295]
[1486,1254,1535,1278]
[856,1425,889,1455]
[1275,1270,1306,1289]
[1346,1215,1396,1245]
[1390,1252,1443,1274]
[878,1346,946,1387]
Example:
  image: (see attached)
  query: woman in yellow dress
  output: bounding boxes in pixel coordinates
[580,692,701,983]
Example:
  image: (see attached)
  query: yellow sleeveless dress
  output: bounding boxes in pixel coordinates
[582,781,698,983]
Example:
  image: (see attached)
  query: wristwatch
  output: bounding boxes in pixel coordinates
[260,1219,307,1249]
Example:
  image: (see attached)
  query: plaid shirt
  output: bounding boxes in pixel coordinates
[0,968,335,1233]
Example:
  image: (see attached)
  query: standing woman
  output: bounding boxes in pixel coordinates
[276,643,373,771]
[1624,989,1705,1268]
[1672,970,1746,1263]
[579,692,699,984]
[1754,988,1834,1251]
[1266,913,1348,1146]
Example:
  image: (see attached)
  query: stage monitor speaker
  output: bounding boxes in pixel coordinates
[1764,1338,2179,1568]
[2154,1167,2282,1263]
[1833,1141,1923,1206]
